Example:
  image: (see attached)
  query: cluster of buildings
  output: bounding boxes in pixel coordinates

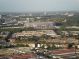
[0,15,17,25]
[15,30,57,37]
[24,22,55,29]
[8,30,79,49]
[0,14,63,30]
[0,31,11,47]
[0,13,79,59]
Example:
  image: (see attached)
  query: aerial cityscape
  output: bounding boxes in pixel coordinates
[0,0,79,59]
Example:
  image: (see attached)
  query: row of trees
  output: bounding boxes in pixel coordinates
[16,34,51,42]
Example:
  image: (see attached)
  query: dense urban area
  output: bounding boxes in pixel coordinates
[0,11,79,59]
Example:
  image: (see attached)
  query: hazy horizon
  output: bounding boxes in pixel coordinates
[0,0,79,12]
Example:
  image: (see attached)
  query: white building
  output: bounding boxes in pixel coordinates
[24,22,54,29]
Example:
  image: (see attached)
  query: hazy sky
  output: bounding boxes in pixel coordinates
[0,0,79,12]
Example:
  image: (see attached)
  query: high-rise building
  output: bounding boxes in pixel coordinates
[0,19,5,24]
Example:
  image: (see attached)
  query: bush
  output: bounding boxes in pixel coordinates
[16,44,26,47]
[15,44,29,47]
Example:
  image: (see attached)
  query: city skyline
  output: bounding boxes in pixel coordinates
[0,0,79,12]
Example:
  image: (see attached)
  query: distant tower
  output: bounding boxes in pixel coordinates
[26,18,30,23]
[44,11,47,15]
[29,13,32,16]
[24,18,30,27]
[64,12,69,15]
[63,19,67,22]
[43,8,47,15]
[0,15,1,19]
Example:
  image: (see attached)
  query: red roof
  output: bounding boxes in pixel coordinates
[11,53,35,59]
[49,49,76,55]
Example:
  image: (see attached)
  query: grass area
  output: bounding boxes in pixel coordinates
[0,28,23,33]
[0,27,37,33]
[0,47,31,55]
[49,18,65,22]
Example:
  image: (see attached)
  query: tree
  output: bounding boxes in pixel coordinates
[46,44,58,50]
[41,34,51,40]
[68,43,74,49]
[76,33,79,44]
[60,26,66,31]
[31,35,40,47]
[4,32,13,42]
